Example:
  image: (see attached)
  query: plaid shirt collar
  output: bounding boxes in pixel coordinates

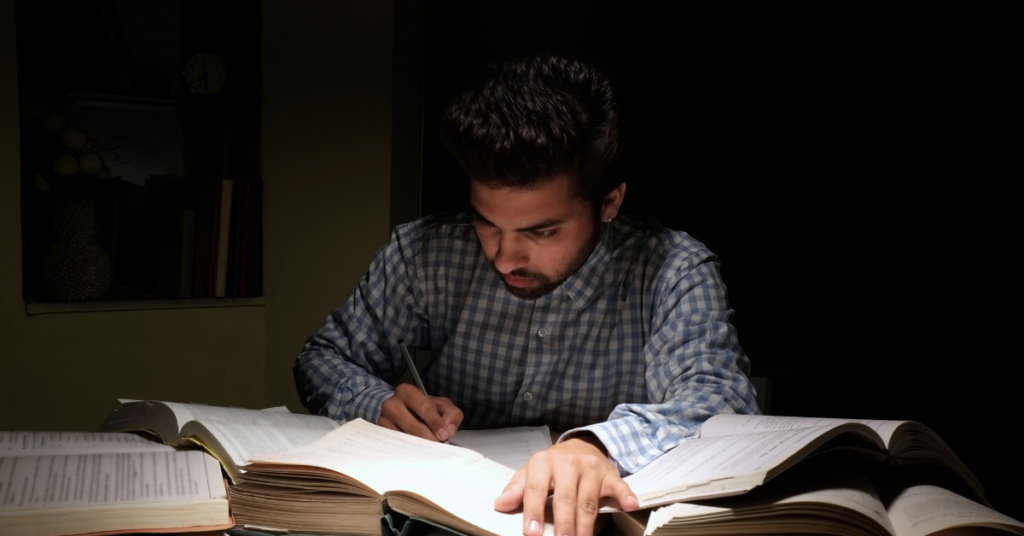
[556,222,616,310]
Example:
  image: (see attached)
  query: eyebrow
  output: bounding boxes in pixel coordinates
[471,210,566,233]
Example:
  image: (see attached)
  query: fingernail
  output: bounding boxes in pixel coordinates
[437,427,449,441]
[529,520,539,533]
[448,424,457,438]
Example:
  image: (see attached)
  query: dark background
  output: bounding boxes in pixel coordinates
[419,1,1019,519]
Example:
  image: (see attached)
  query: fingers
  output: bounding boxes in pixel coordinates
[603,478,638,512]
[493,467,526,512]
[433,396,464,439]
[378,416,398,431]
[522,452,553,536]
[380,394,436,440]
[551,454,580,536]
[380,384,463,442]
[568,461,603,536]
[501,438,631,536]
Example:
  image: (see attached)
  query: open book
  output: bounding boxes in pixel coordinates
[244,418,564,536]
[97,400,554,535]
[0,431,232,536]
[623,414,986,509]
[614,460,1023,536]
[98,400,552,481]
[97,399,341,483]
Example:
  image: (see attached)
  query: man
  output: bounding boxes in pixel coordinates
[294,55,759,536]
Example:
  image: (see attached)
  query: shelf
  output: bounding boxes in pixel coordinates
[25,296,266,316]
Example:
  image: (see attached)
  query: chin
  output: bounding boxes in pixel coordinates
[502,280,562,300]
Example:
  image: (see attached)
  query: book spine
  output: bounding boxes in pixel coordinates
[178,209,197,298]
[238,180,252,296]
[226,179,245,298]
[214,180,233,298]
[191,191,214,299]
[94,0,134,92]
[206,181,223,298]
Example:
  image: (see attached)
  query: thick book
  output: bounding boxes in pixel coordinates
[0,431,233,536]
[613,460,1023,536]
[97,400,341,484]
[622,414,986,509]
[244,418,562,536]
[97,400,554,536]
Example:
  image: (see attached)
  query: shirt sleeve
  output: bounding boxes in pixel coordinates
[561,250,760,475]
[293,226,429,424]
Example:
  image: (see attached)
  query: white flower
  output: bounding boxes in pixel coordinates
[60,126,88,151]
[80,153,105,176]
[53,153,80,177]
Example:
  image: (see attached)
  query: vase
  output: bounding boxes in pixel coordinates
[39,198,113,300]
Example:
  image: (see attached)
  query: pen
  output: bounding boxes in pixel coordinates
[398,340,449,443]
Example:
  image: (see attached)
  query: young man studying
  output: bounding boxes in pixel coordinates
[294,55,759,536]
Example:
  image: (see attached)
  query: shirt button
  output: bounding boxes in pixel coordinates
[523,392,533,401]
[537,328,548,338]
[628,454,638,465]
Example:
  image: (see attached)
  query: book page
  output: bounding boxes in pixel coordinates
[624,425,864,505]
[702,414,906,447]
[887,485,1024,536]
[0,432,173,455]
[383,457,556,536]
[451,426,552,470]
[247,419,483,495]
[165,401,338,432]
[182,420,340,469]
[647,470,894,536]
[0,450,226,512]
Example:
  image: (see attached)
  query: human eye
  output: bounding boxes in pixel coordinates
[529,228,559,239]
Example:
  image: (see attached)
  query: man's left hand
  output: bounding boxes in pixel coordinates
[493,435,638,536]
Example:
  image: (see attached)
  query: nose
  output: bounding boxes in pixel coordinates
[493,233,527,274]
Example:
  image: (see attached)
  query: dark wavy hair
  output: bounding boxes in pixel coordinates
[440,55,622,204]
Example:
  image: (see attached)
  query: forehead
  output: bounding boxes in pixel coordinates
[469,176,590,224]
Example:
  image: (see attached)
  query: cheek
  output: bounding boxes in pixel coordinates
[474,226,499,258]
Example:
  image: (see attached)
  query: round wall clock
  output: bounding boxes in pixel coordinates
[180,52,227,95]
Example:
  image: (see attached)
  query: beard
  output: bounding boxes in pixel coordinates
[493,221,603,300]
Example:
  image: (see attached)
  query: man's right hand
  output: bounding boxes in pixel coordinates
[379,383,464,442]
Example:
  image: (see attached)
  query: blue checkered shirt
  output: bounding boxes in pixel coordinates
[294,211,759,475]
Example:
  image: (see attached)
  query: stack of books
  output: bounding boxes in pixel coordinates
[3,401,1022,536]
[146,176,263,299]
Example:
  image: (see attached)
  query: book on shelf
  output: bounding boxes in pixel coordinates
[0,431,233,536]
[191,190,215,298]
[613,457,1024,536]
[145,176,264,300]
[621,413,987,509]
[153,206,196,298]
[212,178,233,298]
[97,400,555,536]
[237,179,253,297]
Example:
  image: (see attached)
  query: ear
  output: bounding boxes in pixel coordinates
[600,182,627,222]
